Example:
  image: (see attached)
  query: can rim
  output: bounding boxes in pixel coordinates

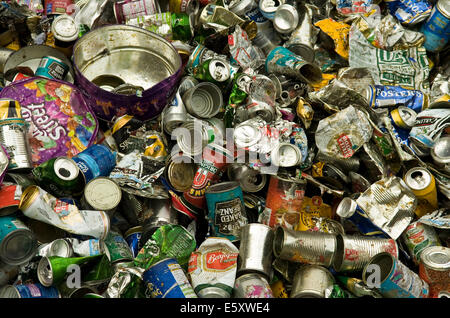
[0,226,37,266]
[84,177,122,210]
[404,167,433,191]
[37,256,54,287]
[18,185,39,212]
[420,246,450,271]
[362,252,394,287]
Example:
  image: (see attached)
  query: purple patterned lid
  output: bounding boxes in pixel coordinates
[0,77,99,165]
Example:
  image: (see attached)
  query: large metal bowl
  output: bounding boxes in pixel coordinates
[73,25,182,121]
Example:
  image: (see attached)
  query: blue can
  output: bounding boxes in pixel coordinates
[143,258,197,298]
[205,181,248,242]
[362,252,429,298]
[0,283,60,298]
[124,226,143,258]
[71,144,116,183]
[421,0,450,52]
[35,56,69,80]
[365,85,426,113]
[386,0,432,25]
[336,197,387,238]
[0,215,37,265]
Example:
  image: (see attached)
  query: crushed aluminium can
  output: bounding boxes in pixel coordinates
[71,144,117,184]
[385,0,433,25]
[365,85,428,113]
[124,226,143,258]
[403,167,438,218]
[143,258,197,298]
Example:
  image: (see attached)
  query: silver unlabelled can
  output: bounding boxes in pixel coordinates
[47,238,74,258]
[273,226,337,267]
[431,136,450,173]
[237,223,274,279]
[291,265,335,298]
[227,164,267,193]
[163,91,189,135]
[233,273,274,298]
[273,4,299,34]
[182,82,223,118]
[81,177,122,217]
[333,234,399,273]
[0,118,33,170]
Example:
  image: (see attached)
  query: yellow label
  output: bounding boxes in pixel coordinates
[311,73,336,91]
[314,18,351,60]
[6,38,20,51]
[296,196,333,231]
[270,280,288,298]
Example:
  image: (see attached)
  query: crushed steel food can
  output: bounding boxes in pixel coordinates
[291,265,335,298]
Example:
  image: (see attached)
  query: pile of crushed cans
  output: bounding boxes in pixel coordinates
[0,0,449,299]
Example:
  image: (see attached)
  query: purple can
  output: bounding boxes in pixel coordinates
[124,226,143,258]
[71,144,116,183]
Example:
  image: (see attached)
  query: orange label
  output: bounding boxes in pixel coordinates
[202,251,238,271]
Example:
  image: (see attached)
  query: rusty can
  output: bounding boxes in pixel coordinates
[291,265,335,298]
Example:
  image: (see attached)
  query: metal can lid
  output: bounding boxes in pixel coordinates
[259,0,285,14]
[437,0,450,19]
[431,136,450,164]
[229,0,256,16]
[420,246,450,272]
[0,227,36,266]
[234,122,262,148]
[197,286,231,298]
[404,167,433,191]
[208,59,230,82]
[335,197,358,219]
[270,143,302,167]
[84,177,122,211]
[273,4,299,34]
[391,106,417,129]
[167,160,196,192]
[37,256,53,287]
[54,157,80,181]
[51,14,79,43]
[49,238,73,258]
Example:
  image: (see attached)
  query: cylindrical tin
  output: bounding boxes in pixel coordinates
[163,91,189,135]
[0,184,22,217]
[237,223,274,279]
[51,14,79,55]
[35,56,69,81]
[103,229,134,265]
[362,252,429,298]
[71,144,117,184]
[0,118,33,170]
[259,0,286,20]
[290,265,335,298]
[270,142,302,167]
[143,258,197,298]
[114,0,161,24]
[0,283,60,298]
[164,152,196,193]
[273,226,337,267]
[336,197,386,237]
[49,238,74,258]
[233,273,274,298]
[333,234,398,273]
[182,82,223,118]
[265,46,322,84]
[390,106,417,129]
[401,221,441,265]
[205,181,248,242]
[264,174,306,229]
[182,143,234,211]
[0,215,37,266]
[404,167,438,217]
[81,177,122,217]
[431,136,450,173]
[227,164,267,193]
[421,0,450,52]
[285,5,316,63]
[419,246,450,298]
[273,4,299,34]
[245,98,276,123]
[124,226,143,258]
[32,156,86,198]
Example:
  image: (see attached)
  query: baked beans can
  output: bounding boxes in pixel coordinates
[205,181,248,242]
[233,273,274,298]
[124,226,143,258]
[0,184,22,217]
[419,246,450,298]
[0,283,60,298]
[333,234,398,273]
[143,258,197,298]
[291,265,335,298]
[0,118,33,170]
[421,0,450,52]
[404,167,438,218]
[188,237,238,298]
[401,221,441,265]
[35,56,70,81]
[264,174,306,230]
[362,252,429,298]
[114,0,161,24]
[71,144,117,184]
[0,215,37,265]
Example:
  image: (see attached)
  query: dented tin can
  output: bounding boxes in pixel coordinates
[143,258,197,298]
[182,82,223,118]
[273,226,337,267]
[421,0,450,52]
[291,265,335,298]
[273,4,299,34]
[71,144,117,184]
[401,221,441,265]
[233,273,274,298]
[362,252,429,298]
[205,181,248,242]
[333,234,398,273]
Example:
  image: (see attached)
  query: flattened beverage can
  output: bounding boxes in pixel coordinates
[143,258,197,298]
[0,215,37,265]
[205,181,248,242]
[421,0,450,52]
[362,252,429,298]
[0,283,60,298]
[364,85,428,113]
[71,144,117,184]
[35,56,69,81]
